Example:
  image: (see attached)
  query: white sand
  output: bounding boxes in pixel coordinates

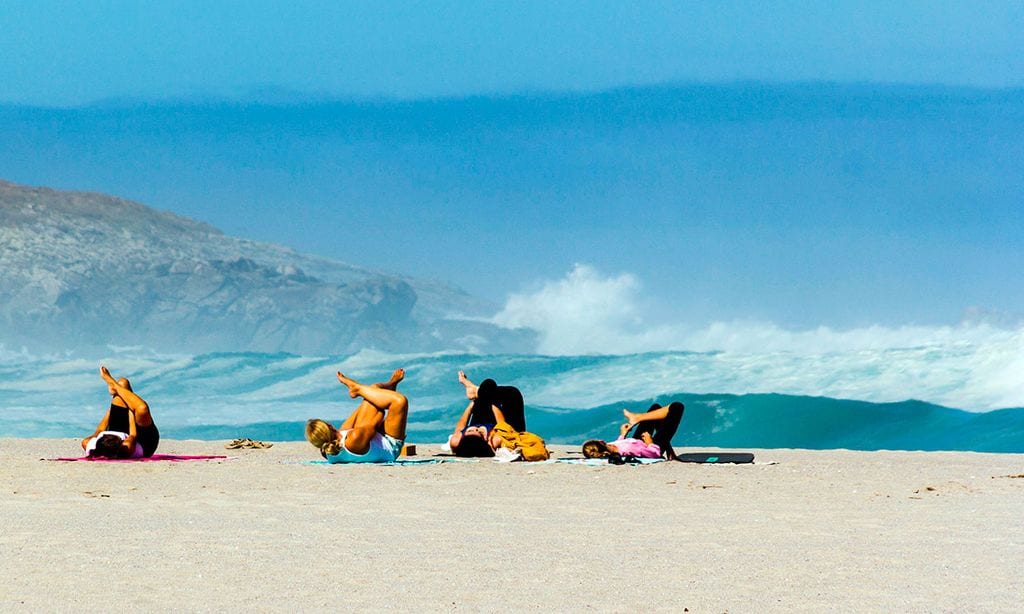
[2,438,1023,612]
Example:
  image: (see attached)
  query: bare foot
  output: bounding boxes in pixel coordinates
[376,368,405,390]
[336,372,360,398]
[458,370,478,400]
[368,366,403,390]
[623,409,640,426]
[99,365,114,384]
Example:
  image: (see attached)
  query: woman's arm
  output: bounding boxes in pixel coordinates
[82,410,113,449]
[491,404,506,425]
[453,401,474,434]
[449,401,476,447]
[643,440,662,458]
[619,422,632,439]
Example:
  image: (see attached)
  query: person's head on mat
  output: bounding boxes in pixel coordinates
[582,439,616,459]
[306,419,343,458]
[452,428,497,457]
[89,433,129,459]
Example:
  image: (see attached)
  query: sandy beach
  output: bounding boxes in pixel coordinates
[2,438,1022,612]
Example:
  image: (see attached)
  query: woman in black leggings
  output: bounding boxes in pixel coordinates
[622,401,684,460]
[449,371,527,456]
[81,366,159,457]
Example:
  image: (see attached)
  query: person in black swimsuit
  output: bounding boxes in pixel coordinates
[449,371,527,456]
[81,366,160,457]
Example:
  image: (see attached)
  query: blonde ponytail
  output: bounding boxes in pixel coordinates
[321,440,342,456]
[306,419,341,457]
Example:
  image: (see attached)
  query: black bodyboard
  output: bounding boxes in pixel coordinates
[674,452,754,464]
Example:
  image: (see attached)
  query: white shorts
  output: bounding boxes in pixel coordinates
[325,430,403,464]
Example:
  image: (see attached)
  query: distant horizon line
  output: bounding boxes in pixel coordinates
[4,78,1024,111]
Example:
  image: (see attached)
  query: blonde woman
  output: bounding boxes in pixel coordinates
[305,369,409,464]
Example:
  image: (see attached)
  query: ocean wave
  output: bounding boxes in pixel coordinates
[1,347,1023,451]
[6,393,1021,453]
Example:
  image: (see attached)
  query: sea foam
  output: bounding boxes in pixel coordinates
[1,334,1023,451]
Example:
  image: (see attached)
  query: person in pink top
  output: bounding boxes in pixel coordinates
[582,401,686,461]
[582,421,662,460]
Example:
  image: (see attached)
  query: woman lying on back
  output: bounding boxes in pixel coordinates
[582,401,685,460]
[442,371,547,460]
[81,366,159,458]
[449,371,528,457]
[582,421,662,460]
[305,369,409,464]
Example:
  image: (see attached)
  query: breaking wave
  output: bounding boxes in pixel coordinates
[1,344,1022,452]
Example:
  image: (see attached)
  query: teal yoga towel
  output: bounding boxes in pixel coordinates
[556,458,664,466]
[301,457,477,465]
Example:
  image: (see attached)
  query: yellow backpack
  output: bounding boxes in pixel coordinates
[492,421,550,461]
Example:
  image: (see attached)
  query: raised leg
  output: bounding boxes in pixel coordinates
[338,372,410,441]
[458,370,478,400]
[373,368,405,391]
[100,366,155,427]
[337,397,386,454]
[624,405,671,427]
[346,401,386,432]
[626,402,684,459]
[343,425,382,455]
[653,402,684,460]
[501,387,526,432]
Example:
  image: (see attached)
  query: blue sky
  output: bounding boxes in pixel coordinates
[1,1,1023,105]
[1,2,1023,338]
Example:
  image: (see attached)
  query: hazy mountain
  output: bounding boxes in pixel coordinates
[0,180,534,354]
[2,82,1021,327]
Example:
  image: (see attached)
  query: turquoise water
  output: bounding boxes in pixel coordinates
[1,350,1022,452]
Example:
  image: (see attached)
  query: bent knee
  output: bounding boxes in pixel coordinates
[343,428,376,454]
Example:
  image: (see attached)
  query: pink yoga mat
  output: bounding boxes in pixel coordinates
[46,454,228,462]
